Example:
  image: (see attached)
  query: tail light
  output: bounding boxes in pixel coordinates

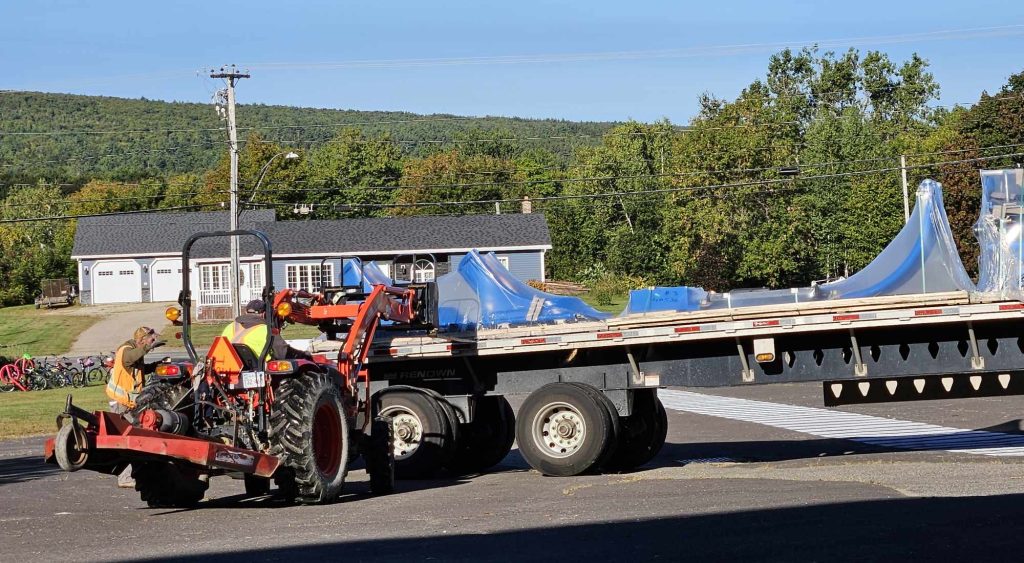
[266,360,294,373]
[156,365,181,376]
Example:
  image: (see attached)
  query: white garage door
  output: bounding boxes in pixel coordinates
[150,259,183,302]
[92,260,141,304]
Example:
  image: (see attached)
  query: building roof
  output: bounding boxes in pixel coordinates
[259,214,551,256]
[71,210,275,259]
[71,211,551,259]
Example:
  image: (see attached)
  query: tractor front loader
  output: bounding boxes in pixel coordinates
[44,230,435,507]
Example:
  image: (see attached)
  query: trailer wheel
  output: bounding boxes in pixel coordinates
[567,383,620,470]
[377,389,454,478]
[516,383,615,477]
[133,462,208,508]
[605,390,668,472]
[269,370,350,504]
[445,395,516,475]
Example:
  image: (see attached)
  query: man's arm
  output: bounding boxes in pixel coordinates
[269,334,292,360]
[120,345,147,369]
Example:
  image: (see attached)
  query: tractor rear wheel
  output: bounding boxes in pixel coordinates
[269,371,350,504]
[133,462,208,508]
[129,382,192,422]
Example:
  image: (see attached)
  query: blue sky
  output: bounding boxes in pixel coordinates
[2,1,1023,123]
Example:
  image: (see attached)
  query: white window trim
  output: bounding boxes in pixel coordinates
[413,259,435,282]
[200,264,231,292]
[286,263,335,292]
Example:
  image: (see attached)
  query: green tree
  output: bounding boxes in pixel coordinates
[0,183,75,305]
[396,150,514,216]
[299,128,402,218]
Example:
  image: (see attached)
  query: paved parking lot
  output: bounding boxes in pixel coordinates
[3,382,1024,562]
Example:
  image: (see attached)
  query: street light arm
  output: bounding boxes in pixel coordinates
[246,151,300,205]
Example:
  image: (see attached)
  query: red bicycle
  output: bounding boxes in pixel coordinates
[0,362,28,392]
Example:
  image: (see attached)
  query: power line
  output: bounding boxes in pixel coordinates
[9,141,1017,194]
[240,24,1024,71]
[0,203,224,224]
[244,152,1023,214]
[0,190,224,209]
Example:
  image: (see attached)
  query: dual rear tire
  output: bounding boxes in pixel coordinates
[516,383,667,476]
[377,389,516,478]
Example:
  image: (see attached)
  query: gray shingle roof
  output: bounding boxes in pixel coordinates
[71,210,275,258]
[260,214,551,256]
[71,211,551,259]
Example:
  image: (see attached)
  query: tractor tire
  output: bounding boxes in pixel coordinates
[364,416,396,495]
[445,395,516,475]
[131,382,190,410]
[268,371,350,504]
[133,462,208,508]
[604,390,668,472]
[515,382,615,477]
[377,389,455,479]
[243,474,271,497]
[128,382,192,423]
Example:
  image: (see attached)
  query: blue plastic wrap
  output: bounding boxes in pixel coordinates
[817,179,974,298]
[436,250,609,330]
[975,168,1024,299]
[341,259,394,292]
[622,286,707,314]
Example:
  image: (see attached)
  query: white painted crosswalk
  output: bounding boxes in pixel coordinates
[659,389,1024,457]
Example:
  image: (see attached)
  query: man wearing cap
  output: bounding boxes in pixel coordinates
[221,299,311,360]
[105,326,168,487]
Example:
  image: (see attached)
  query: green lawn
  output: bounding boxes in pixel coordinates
[0,305,100,358]
[0,384,108,439]
[159,321,323,350]
[580,293,630,314]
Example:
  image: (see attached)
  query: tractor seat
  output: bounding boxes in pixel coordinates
[232,344,260,371]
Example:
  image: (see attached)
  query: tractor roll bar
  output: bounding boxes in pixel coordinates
[179,230,275,366]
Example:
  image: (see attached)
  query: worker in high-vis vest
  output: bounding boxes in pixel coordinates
[106,325,168,487]
[222,299,311,361]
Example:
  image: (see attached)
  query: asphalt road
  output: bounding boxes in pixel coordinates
[3,383,1024,562]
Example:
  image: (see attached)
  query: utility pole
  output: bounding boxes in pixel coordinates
[211,65,249,317]
[900,154,910,224]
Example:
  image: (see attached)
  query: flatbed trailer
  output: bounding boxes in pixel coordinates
[307,290,1024,476]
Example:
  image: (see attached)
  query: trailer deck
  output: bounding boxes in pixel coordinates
[332,291,1022,362]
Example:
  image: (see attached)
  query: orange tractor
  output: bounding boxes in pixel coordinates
[44,230,437,506]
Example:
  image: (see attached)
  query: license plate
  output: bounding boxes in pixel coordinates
[241,371,266,389]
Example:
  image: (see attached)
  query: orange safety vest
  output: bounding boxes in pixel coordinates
[105,344,143,407]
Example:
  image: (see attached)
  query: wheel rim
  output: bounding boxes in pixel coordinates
[380,406,422,460]
[531,401,587,459]
[312,402,342,476]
